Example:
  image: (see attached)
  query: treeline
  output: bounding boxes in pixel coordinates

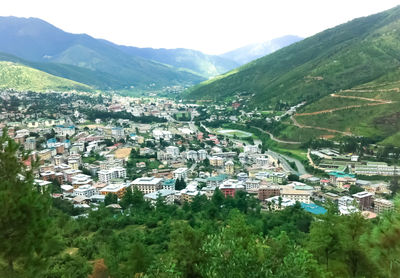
[84,109,167,123]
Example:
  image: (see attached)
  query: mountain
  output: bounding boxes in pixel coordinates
[220,35,303,65]
[186,6,400,107]
[0,61,91,92]
[112,45,239,78]
[187,5,400,144]
[0,16,205,90]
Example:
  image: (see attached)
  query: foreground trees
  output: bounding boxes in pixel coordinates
[1,130,400,277]
[0,131,52,276]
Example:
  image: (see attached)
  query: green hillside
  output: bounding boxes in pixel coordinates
[186,5,400,108]
[0,61,91,92]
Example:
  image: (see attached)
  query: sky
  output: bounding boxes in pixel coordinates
[1,0,399,54]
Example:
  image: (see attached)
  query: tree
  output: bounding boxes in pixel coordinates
[119,189,133,209]
[104,193,118,206]
[168,221,204,277]
[175,178,187,191]
[0,130,52,274]
[349,184,364,195]
[366,197,400,278]
[307,209,341,271]
[389,176,400,197]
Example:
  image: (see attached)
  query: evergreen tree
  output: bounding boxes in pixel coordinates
[104,193,118,206]
[0,130,52,274]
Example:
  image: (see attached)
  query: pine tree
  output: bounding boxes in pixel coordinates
[0,130,51,273]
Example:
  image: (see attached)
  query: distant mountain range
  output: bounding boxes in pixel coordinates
[0,16,300,92]
[220,35,303,65]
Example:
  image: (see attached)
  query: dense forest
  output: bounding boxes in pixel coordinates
[1,132,400,278]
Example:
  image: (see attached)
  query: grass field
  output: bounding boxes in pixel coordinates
[216,129,252,138]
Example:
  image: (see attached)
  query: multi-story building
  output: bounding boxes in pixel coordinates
[71,174,93,189]
[266,196,295,210]
[197,149,207,161]
[131,177,163,194]
[258,185,280,201]
[237,172,248,182]
[256,157,270,167]
[209,156,224,167]
[98,167,126,183]
[166,146,180,157]
[162,179,176,191]
[244,145,259,154]
[186,150,198,161]
[173,167,188,181]
[24,137,36,150]
[219,179,245,198]
[245,179,260,191]
[144,189,175,205]
[225,160,234,175]
[373,198,394,214]
[74,184,98,198]
[281,188,311,204]
[352,191,373,210]
[99,183,130,198]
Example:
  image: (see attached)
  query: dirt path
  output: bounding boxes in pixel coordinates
[295,94,392,116]
[291,115,352,135]
[291,92,395,135]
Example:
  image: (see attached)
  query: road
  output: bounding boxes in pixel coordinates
[251,126,301,145]
[266,150,308,175]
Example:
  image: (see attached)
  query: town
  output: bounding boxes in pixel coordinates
[1,89,396,219]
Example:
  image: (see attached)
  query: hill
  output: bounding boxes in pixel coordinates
[186,6,400,109]
[0,16,205,90]
[220,35,303,65]
[113,45,239,78]
[0,61,91,92]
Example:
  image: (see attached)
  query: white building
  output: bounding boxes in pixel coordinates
[74,184,98,198]
[173,167,189,181]
[197,149,207,161]
[186,150,198,161]
[98,167,127,183]
[166,146,180,157]
[131,177,163,194]
[281,188,311,204]
[244,145,259,154]
[266,196,295,210]
[144,189,175,205]
[245,179,261,191]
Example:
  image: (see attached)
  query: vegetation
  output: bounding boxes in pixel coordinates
[187,6,400,108]
[1,130,400,277]
[0,61,91,92]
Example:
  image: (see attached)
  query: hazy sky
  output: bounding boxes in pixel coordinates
[1,0,399,54]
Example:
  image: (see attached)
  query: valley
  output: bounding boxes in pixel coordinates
[2,3,400,278]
